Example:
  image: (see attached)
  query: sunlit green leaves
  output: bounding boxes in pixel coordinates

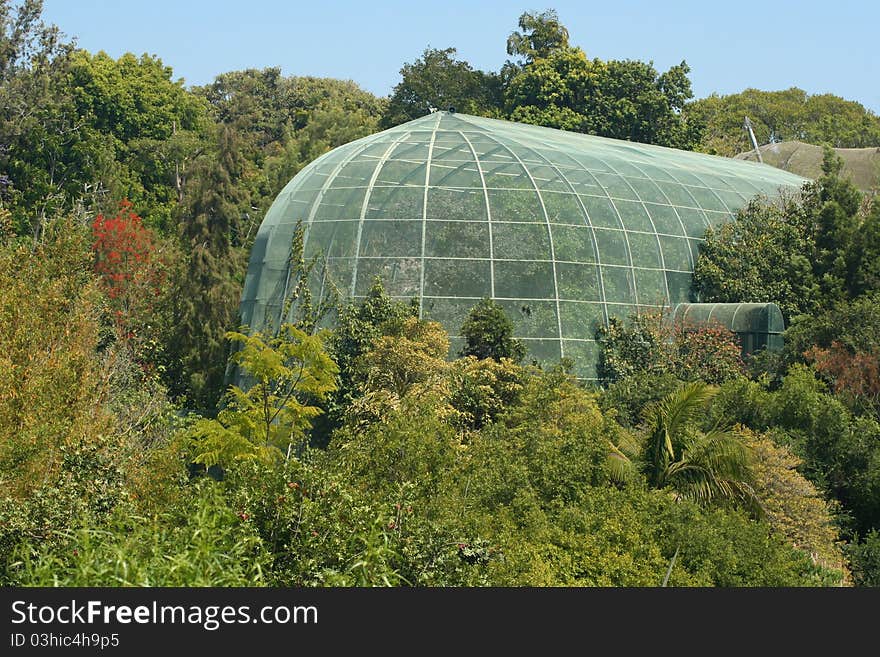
[188,325,338,468]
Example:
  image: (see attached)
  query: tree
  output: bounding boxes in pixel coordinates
[788,291,880,416]
[740,427,848,576]
[505,9,570,64]
[693,148,871,323]
[382,48,501,127]
[198,67,296,155]
[91,199,177,369]
[0,216,112,497]
[692,193,819,322]
[806,342,880,417]
[92,200,156,305]
[354,316,450,400]
[341,316,453,432]
[638,383,760,513]
[852,201,880,295]
[596,310,744,386]
[672,321,745,385]
[448,356,526,431]
[198,70,385,219]
[501,12,697,148]
[0,0,98,236]
[188,324,337,468]
[504,46,697,148]
[810,147,864,301]
[328,278,416,396]
[584,58,693,147]
[504,46,601,132]
[596,313,669,384]
[783,291,880,367]
[168,125,249,410]
[65,50,210,231]
[847,530,880,587]
[459,298,525,363]
[199,70,384,161]
[310,278,417,442]
[714,365,880,537]
[1,12,213,238]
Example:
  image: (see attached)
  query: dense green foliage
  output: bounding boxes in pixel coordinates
[459,298,526,363]
[383,48,501,127]
[168,126,249,409]
[596,311,745,386]
[693,151,880,582]
[383,10,701,149]
[504,41,698,148]
[685,88,880,157]
[693,149,878,322]
[0,225,851,586]
[2,1,877,588]
[188,324,338,468]
[381,10,879,157]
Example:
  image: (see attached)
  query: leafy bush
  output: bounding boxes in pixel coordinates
[459,298,525,363]
[9,483,268,586]
[596,311,744,386]
[847,531,880,587]
[0,218,113,496]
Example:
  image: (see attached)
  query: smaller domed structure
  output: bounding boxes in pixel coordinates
[671,302,786,354]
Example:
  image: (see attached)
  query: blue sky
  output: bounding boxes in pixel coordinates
[41,0,879,113]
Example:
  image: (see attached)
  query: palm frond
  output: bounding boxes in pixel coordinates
[607,442,637,485]
[686,428,753,482]
[613,430,641,459]
[642,381,717,487]
[655,382,718,443]
[669,458,764,518]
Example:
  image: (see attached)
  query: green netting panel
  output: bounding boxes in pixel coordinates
[552,225,598,263]
[556,262,602,301]
[244,111,806,380]
[665,272,694,304]
[423,259,491,298]
[559,301,605,338]
[496,300,559,339]
[671,302,786,354]
[626,232,663,269]
[424,221,490,258]
[492,223,551,259]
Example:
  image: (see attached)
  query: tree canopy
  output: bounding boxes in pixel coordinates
[685,87,880,156]
[382,47,501,127]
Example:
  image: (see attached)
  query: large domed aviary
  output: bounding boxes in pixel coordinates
[240,111,807,379]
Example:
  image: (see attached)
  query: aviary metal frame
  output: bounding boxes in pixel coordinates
[240,112,806,379]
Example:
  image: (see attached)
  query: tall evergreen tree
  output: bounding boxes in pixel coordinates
[811,147,863,301]
[169,125,248,411]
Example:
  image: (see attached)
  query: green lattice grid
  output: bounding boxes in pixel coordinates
[240,112,807,380]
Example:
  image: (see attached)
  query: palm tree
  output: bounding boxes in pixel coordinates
[609,382,762,517]
[607,382,763,586]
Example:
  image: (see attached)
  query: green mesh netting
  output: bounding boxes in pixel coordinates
[240,111,806,379]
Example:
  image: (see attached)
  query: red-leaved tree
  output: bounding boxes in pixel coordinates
[673,321,746,385]
[806,341,880,415]
[91,199,171,368]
